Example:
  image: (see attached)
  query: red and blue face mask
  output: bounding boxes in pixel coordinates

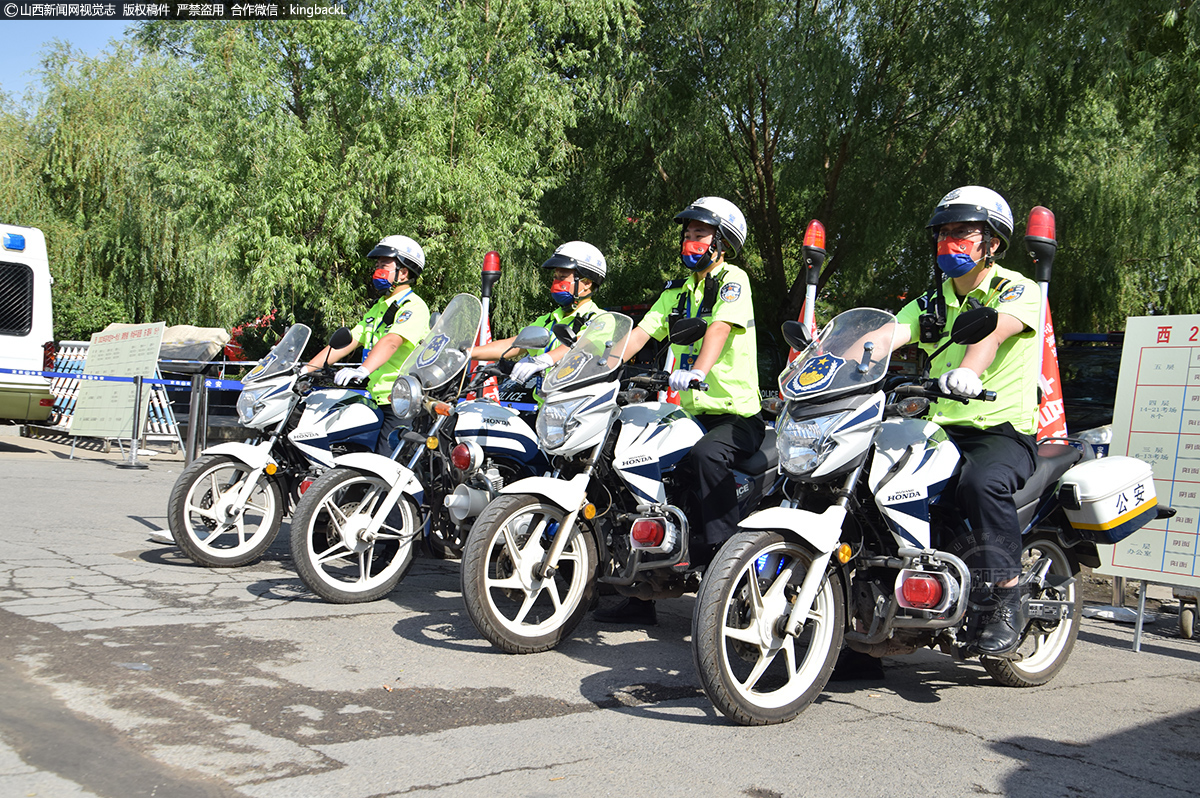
[371,265,395,294]
[550,276,576,306]
[681,240,712,271]
[936,237,978,278]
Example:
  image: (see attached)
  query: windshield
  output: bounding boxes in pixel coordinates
[243,324,311,383]
[779,308,897,401]
[542,311,633,394]
[402,293,482,390]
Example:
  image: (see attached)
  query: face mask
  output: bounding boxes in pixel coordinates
[550,276,575,306]
[371,266,394,295]
[681,240,711,271]
[936,238,978,278]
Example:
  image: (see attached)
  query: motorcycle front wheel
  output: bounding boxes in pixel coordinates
[981,533,1081,687]
[692,531,844,726]
[460,494,597,654]
[289,468,418,604]
[167,454,283,567]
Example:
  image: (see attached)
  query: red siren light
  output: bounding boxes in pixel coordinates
[803,219,826,250]
[1026,206,1056,242]
[483,250,501,273]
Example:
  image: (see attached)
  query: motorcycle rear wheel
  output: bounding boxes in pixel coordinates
[981,533,1081,687]
[460,494,597,654]
[290,468,418,603]
[693,531,844,726]
[167,454,283,568]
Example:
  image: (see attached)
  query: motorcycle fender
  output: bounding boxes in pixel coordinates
[738,505,847,555]
[201,441,276,470]
[333,452,422,495]
[499,473,590,511]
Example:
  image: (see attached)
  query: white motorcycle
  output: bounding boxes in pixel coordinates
[167,325,384,567]
[289,294,547,603]
[691,306,1167,725]
[460,311,784,653]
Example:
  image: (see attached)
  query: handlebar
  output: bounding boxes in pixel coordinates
[623,370,709,393]
[894,380,996,404]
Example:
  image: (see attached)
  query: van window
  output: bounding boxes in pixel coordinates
[0,260,35,336]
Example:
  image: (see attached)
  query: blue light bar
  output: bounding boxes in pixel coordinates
[3,233,26,251]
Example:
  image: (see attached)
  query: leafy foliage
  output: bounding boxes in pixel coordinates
[0,0,1197,349]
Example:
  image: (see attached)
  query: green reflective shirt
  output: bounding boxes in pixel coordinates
[526,299,597,405]
[529,300,598,356]
[350,289,431,405]
[638,263,760,417]
[896,264,1041,434]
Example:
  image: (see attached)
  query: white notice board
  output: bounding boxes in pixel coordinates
[70,322,166,441]
[1095,315,1200,589]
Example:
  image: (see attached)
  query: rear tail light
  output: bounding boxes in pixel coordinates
[450,440,483,474]
[631,518,664,547]
[898,572,944,610]
[43,341,57,371]
[630,517,678,553]
[451,444,473,471]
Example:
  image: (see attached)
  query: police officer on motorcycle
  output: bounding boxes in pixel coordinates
[305,235,431,456]
[890,186,1043,656]
[594,196,762,625]
[469,241,605,389]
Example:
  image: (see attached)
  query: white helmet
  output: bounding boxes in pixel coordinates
[368,234,426,278]
[675,196,748,256]
[926,186,1013,254]
[540,240,607,286]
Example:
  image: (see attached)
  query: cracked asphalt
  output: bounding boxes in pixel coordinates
[2,428,1200,797]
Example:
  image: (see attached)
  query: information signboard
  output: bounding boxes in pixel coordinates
[1095,315,1200,589]
[70,322,166,441]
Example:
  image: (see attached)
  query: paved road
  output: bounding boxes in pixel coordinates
[2,429,1199,798]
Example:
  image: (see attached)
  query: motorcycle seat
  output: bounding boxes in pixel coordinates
[733,429,778,476]
[1014,441,1083,522]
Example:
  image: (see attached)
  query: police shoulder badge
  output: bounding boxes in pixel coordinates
[395,310,413,324]
[998,284,1025,302]
[719,282,742,302]
[783,354,845,395]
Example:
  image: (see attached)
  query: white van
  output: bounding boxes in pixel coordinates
[0,224,54,424]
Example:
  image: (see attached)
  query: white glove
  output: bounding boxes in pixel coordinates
[668,368,706,392]
[938,367,982,398]
[334,365,371,386]
[511,353,554,383]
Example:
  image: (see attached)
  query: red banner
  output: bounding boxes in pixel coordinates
[469,314,500,402]
[1037,305,1067,440]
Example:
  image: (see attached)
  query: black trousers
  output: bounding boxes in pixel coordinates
[691,413,766,547]
[375,406,405,458]
[944,423,1038,585]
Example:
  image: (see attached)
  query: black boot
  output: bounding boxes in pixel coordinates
[593,597,657,625]
[973,586,1027,657]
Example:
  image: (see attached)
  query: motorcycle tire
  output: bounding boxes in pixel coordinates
[290,467,418,604]
[981,533,1081,687]
[692,530,844,726]
[167,454,284,568]
[460,494,597,654]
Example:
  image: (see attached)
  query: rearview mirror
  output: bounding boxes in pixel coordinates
[551,323,577,347]
[950,307,998,347]
[669,316,708,346]
[512,325,553,352]
[780,320,812,351]
[329,327,354,350]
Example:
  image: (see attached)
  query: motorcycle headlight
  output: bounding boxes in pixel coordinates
[236,385,275,424]
[1076,424,1112,446]
[536,396,590,450]
[390,374,423,420]
[777,409,848,477]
